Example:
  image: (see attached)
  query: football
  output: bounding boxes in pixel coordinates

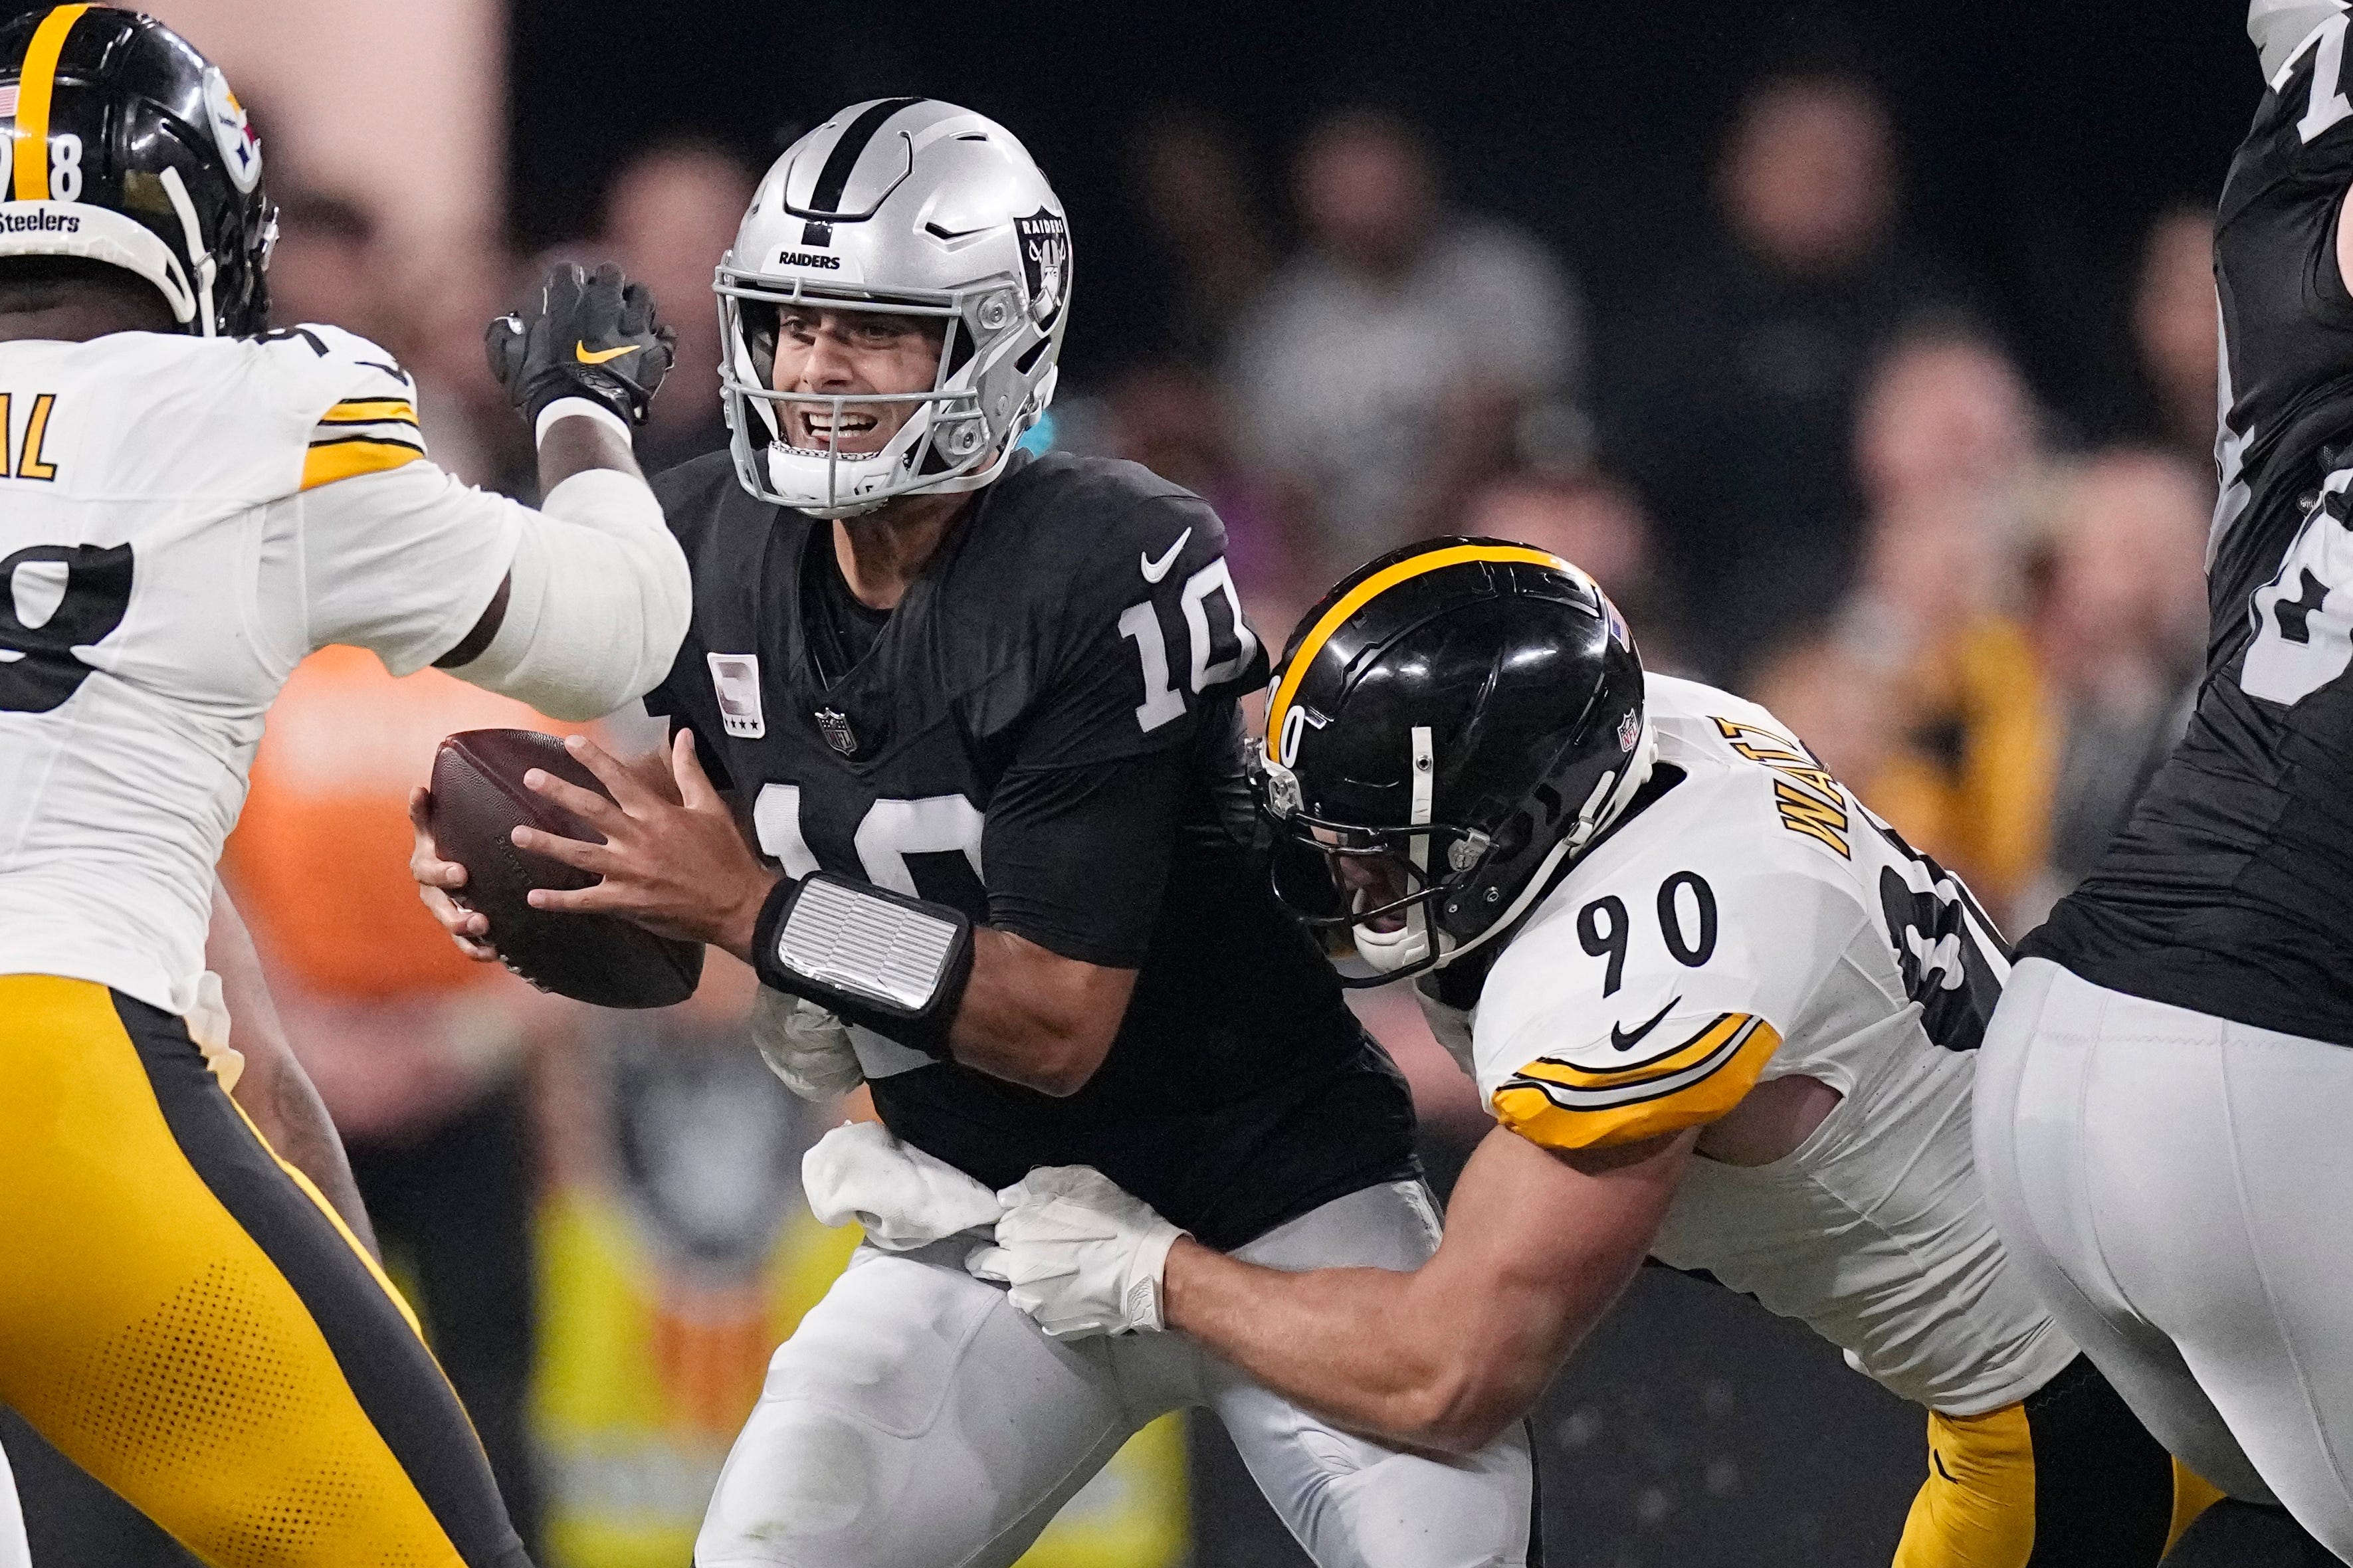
[426,728,704,1009]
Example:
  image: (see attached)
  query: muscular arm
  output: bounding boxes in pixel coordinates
[204,884,380,1258]
[950,933,1134,1096]
[433,413,644,668]
[1162,1124,1692,1454]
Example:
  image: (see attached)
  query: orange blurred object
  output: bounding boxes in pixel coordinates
[223,643,581,998]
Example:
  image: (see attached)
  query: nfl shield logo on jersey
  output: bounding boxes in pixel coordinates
[707,654,766,739]
[814,708,858,755]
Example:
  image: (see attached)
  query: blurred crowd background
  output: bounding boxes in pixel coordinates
[0,0,2259,1564]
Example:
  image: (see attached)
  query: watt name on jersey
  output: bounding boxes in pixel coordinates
[1447,676,2071,1415]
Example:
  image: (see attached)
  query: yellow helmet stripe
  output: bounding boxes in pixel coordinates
[1264,543,1570,763]
[10,4,89,203]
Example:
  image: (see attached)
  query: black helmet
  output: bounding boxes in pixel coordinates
[0,5,275,335]
[1255,538,1651,985]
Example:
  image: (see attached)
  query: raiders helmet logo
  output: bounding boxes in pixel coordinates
[814,707,859,755]
[1017,208,1069,324]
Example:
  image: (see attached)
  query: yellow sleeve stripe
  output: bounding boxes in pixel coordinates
[1492,1014,1782,1151]
[1509,1011,1762,1091]
[9,5,89,201]
[300,438,425,491]
[318,399,419,427]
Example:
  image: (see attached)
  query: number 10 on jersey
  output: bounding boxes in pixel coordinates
[1119,557,1258,732]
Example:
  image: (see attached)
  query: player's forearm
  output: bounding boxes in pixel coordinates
[948,927,1134,1096]
[205,886,380,1256]
[242,1051,381,1260]
[1162,1242,1562,1454]
[537,407,643,490]
[1166,1126,1688,1454]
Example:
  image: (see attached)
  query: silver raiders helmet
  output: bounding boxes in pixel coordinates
[717,98,1072,517]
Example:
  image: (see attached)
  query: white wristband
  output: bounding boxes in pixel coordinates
[535,396,633,447]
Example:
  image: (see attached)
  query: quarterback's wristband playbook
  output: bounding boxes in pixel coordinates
[752,874,974,1058]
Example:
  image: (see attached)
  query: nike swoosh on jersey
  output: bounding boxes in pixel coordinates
[1141,528,1193,584]
[574,342,641,365]
[1609,995,1682,1052]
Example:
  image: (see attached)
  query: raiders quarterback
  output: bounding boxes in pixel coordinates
[410,99,1536,1567]
[1971,2,2353,1556]
[0,6,690,1562]
[956,541,2222,1565]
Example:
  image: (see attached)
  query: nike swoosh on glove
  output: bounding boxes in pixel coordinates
[485,260,676,429]
[750,985,864,1101]
[801,1120,1003,1251]
[966,1165,1185,1339]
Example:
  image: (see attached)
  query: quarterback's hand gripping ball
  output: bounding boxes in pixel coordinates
[486,260,677,429]
[800,1120,1004,1250]
[421,728,704,1008]
[968,1166,1185,1339]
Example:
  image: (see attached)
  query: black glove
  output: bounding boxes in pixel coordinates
[485,261,676,430]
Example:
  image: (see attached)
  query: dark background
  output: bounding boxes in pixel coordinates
[508,0,2253,424]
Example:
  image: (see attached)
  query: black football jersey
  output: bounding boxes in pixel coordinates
[645,449,1417,1248]
[2026,23,2353,1045]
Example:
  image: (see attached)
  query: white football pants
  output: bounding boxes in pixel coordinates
[1976,957,2353,1559]
[0,1438,23,1568]
[696,1178,1536,1568]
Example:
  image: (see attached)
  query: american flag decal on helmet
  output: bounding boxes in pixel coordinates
[0,86,19,120]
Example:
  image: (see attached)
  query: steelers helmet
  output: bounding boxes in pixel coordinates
[1256,538,1653,985]
[717,98,1069,517]
[0,5,274,336]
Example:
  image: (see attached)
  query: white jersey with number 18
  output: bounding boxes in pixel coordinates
[1448,674,2075,1416]
[0,323,527,1018]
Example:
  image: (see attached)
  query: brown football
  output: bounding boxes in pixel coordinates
[425,728,703,1009]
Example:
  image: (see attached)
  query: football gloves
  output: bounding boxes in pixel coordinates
[486,261,676,431]
[801,1121,1004,1251]
[750,987,866,1101]
[967,1165,1185,1339]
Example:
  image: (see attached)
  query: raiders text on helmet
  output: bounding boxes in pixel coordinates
[716,98,1071,517]
[1255,538,1653,985]
[0,5,276,336]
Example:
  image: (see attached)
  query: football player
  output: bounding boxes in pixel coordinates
[409,100,1540,1567]
[954,541,2222,1565]
[1972,2,2353,1556]
[0,7,690,1563]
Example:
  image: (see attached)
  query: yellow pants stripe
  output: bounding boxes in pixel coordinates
[0,975,508,1567]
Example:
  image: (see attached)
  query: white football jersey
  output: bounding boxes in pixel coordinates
[0,324,527,1017]
[1452,674,2077,1415]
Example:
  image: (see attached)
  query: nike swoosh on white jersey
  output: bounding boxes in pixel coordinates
[1140,528,1193,584]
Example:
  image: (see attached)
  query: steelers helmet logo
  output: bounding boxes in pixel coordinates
[202,67,262,194]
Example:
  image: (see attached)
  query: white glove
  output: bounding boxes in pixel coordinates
[800,1120,1003,1250]
[751,985,864,1101]
[966,1165,1185,1339]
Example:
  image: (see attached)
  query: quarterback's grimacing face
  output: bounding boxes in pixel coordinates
[769,306,946,455]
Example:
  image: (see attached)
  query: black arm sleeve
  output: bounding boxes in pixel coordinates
[981,747,1189,969]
